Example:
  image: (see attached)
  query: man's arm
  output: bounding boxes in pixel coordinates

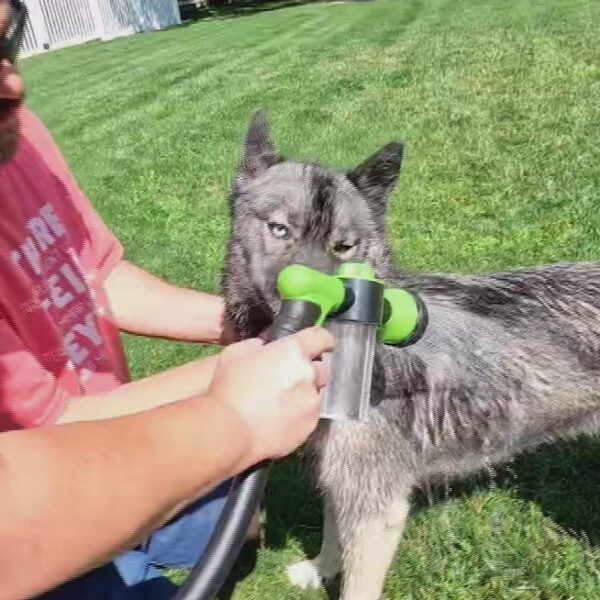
[62,257,231,424]
[0,396,248,599]
[0,328,333,600]
[105,260,234,345]
[57,353,219,424]
[0,314,219,428]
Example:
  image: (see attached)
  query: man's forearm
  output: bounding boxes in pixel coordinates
[0,395,250,600]
[57,353,220,424]
[105,260,229,345]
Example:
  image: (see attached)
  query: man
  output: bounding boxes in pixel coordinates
[0,1,334,597]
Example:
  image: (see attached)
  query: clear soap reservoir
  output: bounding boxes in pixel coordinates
[320,321,378,422]
[319,264,385,423]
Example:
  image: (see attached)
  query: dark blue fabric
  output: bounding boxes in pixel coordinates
[38,480,232,599]
[37,560,178,600]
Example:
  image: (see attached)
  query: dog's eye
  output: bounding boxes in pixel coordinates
[268,222,291,240]
[332,241,356,256]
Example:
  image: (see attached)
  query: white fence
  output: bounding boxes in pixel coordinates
[22,0,181,55]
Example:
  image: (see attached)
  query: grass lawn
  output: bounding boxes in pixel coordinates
[21,0,600,597]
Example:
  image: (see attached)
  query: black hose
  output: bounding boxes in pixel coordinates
[172,465,270,600]
[173,299,322,600]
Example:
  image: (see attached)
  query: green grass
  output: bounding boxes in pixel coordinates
[21,0,600,597]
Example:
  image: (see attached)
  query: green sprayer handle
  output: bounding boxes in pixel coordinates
[277,265,346,325]
[380,288,422,345]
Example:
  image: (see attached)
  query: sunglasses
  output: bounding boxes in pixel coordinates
[1,0,27,64]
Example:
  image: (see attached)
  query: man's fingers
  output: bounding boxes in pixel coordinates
[293,327,335,360]
[312,361,329,390]
[289,381,321,421]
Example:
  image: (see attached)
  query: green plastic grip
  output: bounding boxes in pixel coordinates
[380,288,419,344]
[277,265,345,326]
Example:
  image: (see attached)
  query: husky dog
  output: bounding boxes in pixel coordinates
[223,111,600,600]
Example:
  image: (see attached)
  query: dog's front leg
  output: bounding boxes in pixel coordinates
[287,498,342,589]
[340,494,411,600]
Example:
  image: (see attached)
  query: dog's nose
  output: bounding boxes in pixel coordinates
[292,250,337,276]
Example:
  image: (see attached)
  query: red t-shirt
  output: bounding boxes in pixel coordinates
[0,107,130,430]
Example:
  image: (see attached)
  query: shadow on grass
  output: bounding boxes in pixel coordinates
[178,0,364,23]
[215,539,260,599]
[441,434,600,546]
[219,435,600,597]
[403,435,600,549]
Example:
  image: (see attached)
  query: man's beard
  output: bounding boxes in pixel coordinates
[0,100,21,165]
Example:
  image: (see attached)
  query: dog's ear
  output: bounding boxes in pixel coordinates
[238,110,279,181]
[347,142,403,225]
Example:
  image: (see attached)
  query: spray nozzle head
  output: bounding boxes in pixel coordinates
[275,262,428,423]
[277,263,427,345]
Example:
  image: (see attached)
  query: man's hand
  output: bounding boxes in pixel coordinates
[209,327,335,466]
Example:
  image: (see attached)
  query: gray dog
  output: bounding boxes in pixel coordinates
[223,111,600,600]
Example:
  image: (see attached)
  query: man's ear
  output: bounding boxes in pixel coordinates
[238,110,280,181]
[347,142,403,226]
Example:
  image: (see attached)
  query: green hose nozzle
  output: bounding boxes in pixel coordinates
[275,262,427,423]
[276,263,424,345]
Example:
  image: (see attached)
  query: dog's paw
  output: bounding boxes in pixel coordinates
[287,559,323,590]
